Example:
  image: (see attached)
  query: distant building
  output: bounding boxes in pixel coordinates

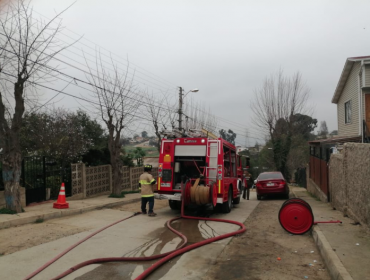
[236,146,248,153]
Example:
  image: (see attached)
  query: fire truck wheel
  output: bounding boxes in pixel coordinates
[233,183,242,205]
[257,194,262,200]
[169,200,181,210]
[221,187,232,213]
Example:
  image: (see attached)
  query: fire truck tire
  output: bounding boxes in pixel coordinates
[169,200,181,210]
[221,187,232,213]
[233,183,242,205]
[257,194,262,200]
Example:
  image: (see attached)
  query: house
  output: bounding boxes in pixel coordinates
[332,55,370,142]
[307,56,370,202]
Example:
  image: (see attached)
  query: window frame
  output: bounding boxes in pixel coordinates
[344,100,352,124]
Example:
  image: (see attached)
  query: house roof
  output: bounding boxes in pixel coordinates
[308,135,361,146]
[331,56,370,104]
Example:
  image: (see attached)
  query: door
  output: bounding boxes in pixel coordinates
[366,94,370,136]
[23,156,72,205]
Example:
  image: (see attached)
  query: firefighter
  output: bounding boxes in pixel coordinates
[242,171,253,200]
[139,164,157,216]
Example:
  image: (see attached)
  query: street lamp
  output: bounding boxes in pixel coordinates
[178,87,199,131]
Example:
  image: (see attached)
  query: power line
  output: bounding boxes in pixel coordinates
[30,8,179,90]
[2,70,266,142]
[0,11,178,93]
[0,41,264,139]
[0,16,260,137]
[0,27,265,141]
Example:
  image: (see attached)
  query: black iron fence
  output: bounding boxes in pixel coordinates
[295,167,307,188]
[363,120,370,143]
[21,156,71,205]
[0,162,3,191]
[1,157,71,204]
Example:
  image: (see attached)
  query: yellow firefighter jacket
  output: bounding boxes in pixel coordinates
[139,172,156,197]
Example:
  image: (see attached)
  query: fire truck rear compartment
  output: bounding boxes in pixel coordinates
[173,156,206,189]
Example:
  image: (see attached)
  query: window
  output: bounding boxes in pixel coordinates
[345,100,351,124]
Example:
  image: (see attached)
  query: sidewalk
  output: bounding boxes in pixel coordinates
[0,193,141,230]
[291,186,370,280]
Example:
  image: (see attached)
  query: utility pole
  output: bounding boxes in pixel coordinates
[178,87,183,131]
[178,87,198,132]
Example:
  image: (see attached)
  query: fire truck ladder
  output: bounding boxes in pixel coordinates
[206,140,219,187]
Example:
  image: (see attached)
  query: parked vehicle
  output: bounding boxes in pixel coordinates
[254,172,289,200]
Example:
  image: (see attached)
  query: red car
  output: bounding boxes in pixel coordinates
[255,172,290,200]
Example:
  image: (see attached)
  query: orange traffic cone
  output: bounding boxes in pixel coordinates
[53,183,69,209]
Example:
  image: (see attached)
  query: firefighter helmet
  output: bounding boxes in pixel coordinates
[144,164,152,172]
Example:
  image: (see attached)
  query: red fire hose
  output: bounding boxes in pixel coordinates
[278,198,342,235]
[24,182,246,280]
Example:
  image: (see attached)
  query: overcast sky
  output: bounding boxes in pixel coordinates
[20,0,370,145]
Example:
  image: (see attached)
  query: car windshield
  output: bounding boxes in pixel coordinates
[258,173,283,180]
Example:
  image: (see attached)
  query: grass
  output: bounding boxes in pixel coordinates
[307,191,320,201]
[124,145,159,157]
[35,218,44,223]
[108,190,140,198]
[0,208,17,215]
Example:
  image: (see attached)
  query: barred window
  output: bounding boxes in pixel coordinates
[345,100,351,124]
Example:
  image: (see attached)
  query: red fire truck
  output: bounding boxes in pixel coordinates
[155,131,249,213]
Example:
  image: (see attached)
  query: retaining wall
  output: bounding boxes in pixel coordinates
[329,143,370,228]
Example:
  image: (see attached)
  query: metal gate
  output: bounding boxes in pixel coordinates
[22,156,71,205]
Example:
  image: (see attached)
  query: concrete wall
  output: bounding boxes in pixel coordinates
[71,164,158,199]
[0,187,26,209]
[329,143,370,228]
[329,154,346,212]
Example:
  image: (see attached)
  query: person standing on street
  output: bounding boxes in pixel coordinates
[243,171,253,200]
[139,164,157,217]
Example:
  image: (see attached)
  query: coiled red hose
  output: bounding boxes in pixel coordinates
[25,184,246,280]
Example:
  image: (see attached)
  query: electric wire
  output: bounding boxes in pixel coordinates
[0,32,265,142]
[0,30,261,137]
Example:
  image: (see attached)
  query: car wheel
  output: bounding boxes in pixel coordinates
[169,200,181,210]
[257,194,262,200]
[233,183,241,205]
[222,187,232,213]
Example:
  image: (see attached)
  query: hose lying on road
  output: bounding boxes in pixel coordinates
[25,183,246,280]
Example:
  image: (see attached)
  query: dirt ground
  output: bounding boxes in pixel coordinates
[0,221,90,255]
[0,199,170,256]
[203,196,331,280]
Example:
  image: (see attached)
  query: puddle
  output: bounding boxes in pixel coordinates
[75,216,220,279]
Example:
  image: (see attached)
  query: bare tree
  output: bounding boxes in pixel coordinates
[185,99,218,134]
[84,51,140,196]
[319,120,328,138]
[250,70,310,180]
[0,0,74,212]
[145,91,171,151]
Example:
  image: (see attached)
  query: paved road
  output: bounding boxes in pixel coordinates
[0,195,258,280]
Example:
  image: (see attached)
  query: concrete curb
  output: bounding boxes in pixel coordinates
[312,227,354,280]
[0,197,141,229]
[291,188,353,280]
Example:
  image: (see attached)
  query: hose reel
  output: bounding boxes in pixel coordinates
[279,198,342,235]
[185,178,217,207]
